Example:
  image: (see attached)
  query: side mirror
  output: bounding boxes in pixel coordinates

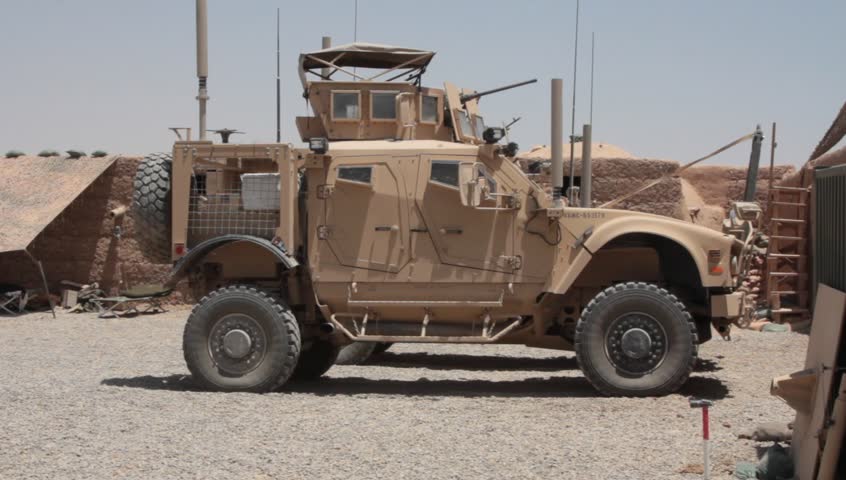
[458,163,481,207]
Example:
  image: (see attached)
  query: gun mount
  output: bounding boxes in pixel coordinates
[459,79,538,104]
[294,43,534,147]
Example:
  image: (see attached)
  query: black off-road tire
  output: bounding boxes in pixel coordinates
[290,340,340,381]
[131,152,172,263]
[574,282,698,397]
[335,342,377,365]
[183,285,301,393]
[373,342,393,355]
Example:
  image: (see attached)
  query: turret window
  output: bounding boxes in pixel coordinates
[421,95,439,124]
[371,91,399,120]
[332,91,360,120]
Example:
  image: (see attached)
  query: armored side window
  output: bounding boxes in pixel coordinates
[473,115,486,139]
[371,91,399,120]
[332,91,360,120]
[457,110,474,139]
[337,165,372,184]
[430,160,460,188]
[421,95,439,124]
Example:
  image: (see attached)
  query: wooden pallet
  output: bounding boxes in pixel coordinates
[766,186,811,322]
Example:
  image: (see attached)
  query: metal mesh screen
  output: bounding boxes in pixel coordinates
[188,172,280,244]
[814,164,846,295]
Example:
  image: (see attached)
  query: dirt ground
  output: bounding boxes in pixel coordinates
[0,309,806,480]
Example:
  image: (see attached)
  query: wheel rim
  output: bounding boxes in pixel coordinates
[604,312,668,375]
[208,313,268,375]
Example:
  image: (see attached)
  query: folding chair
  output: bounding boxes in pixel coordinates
[94,284,172,318]
[0,290,30,316]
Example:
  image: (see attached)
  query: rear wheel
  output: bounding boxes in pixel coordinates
[575,282,697,397]
[335,342,377,365]
[131,152,172,263]
[183,285,301,392]
[373,342,393,355]
[291,340,339,381]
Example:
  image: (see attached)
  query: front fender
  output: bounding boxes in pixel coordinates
[164,235,298,288]
[546,210,733,294]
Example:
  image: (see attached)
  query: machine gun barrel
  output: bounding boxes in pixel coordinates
[460,78,537,104]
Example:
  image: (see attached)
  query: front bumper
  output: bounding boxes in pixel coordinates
[711,291,744,319]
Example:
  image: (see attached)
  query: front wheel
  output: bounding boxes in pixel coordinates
[574,282,698,397]
[183,285,301,392]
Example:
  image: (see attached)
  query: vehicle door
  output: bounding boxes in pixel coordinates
[414,155,515,273]
[320,156,410,273]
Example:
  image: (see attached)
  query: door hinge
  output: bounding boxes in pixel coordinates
[317,184,334,199]
[499,255,522,270]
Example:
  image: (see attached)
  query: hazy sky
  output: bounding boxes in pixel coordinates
[1,0,843,165]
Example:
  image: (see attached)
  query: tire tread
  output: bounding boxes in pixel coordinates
[574,281,698,397]
[182,285,301,393]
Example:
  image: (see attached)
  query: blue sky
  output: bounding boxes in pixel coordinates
[1,0,843,165]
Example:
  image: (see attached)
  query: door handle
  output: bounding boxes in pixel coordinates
[439,227,463,235]
[375,225,399,232]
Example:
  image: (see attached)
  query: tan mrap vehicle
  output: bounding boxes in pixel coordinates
[133,43,750,396]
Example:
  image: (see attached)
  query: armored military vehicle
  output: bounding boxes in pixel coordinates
[132,17,753,395]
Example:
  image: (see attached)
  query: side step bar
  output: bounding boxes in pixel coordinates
[329,313,527,344]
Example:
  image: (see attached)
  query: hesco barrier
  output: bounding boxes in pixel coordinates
[813,164,846,296]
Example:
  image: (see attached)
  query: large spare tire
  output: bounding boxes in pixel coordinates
[131,153,172,262]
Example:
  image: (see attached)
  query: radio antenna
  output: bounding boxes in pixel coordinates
[275,7,281,142]
[567,0,580,204]
[354,0,359,41]
[353,0,359,80]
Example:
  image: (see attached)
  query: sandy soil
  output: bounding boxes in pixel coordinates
[0,309,806,480]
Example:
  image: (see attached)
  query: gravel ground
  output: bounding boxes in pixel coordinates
[0,310,807,480]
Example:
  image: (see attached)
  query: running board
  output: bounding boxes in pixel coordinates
[329,313,527,344]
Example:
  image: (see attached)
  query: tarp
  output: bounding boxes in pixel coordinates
[300,42,435,71]
[0,155,117,253]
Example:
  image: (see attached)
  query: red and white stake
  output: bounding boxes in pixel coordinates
[690,398,714,480]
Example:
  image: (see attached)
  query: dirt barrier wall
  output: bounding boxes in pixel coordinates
[517,152,796,229]
[518,156,687,218]
[0,156,192,304]
[682,165,795,219]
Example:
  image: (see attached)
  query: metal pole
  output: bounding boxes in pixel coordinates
[276,8,281,143]
[196,0,209,141]
[580,124,592,207]
[768,122,777,195]
[589,32,595,126]
[743,125,764,202]
[567,0,580,205]
[321,36,332,78]
[551,79,565,208]
[25,249,55,319]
